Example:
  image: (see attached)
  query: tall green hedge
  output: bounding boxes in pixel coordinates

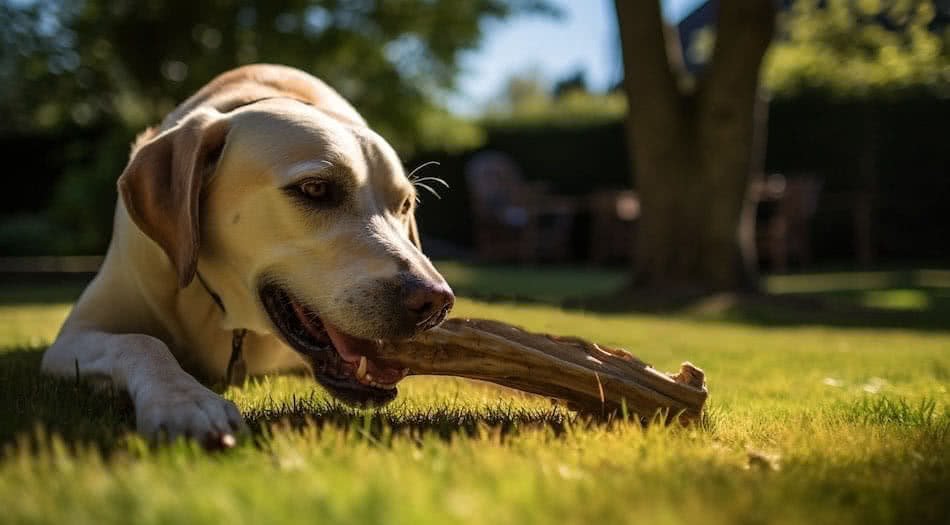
[1,95,947,263]
[412,95,950,263]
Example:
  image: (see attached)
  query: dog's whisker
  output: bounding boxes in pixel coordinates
[407,160,440,181]
[414,182,443,200]
[411,176,450,188]
[408,161,450,203]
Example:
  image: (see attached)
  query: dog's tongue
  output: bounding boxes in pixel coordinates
[324,320,406,384]
[323,321,380,363]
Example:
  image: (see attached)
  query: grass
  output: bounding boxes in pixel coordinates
[0,265,948,524]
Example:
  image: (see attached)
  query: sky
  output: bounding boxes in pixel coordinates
[450,0,705,115]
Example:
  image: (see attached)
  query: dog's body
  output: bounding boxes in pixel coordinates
[42,65,454,441]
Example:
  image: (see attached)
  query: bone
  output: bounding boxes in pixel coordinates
[377,318,708,424]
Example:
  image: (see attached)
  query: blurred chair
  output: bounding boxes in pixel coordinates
[755,174,822,272]
[587,189,640,265]
[465,151,578,263]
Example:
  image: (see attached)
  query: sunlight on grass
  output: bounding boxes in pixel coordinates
[859,289,930,311]
[766,269,950,294]
[0,270,948,525]
[766,271,901,293]
[0,304,71,347]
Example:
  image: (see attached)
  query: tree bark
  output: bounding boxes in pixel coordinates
[614,0,776,293]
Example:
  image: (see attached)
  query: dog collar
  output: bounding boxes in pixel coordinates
[196,271,247,386]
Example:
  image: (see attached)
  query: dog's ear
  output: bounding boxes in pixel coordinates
[118,109,230,288]
[407,212,422,250]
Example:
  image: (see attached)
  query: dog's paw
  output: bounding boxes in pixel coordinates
[135,380,245,446]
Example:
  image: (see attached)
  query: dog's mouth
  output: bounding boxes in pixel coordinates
[259,283,406,406]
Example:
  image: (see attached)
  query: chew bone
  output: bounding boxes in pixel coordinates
[378,318,707,423]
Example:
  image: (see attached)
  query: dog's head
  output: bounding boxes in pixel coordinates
[118,99,453,406]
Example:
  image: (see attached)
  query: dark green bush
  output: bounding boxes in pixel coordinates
[0,126,134,255]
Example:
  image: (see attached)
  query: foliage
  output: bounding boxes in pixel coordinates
[43,129,135,253]
[412,104,486,153]
[0,214,62,255]
[0,126,136,255]
[0,265,949,524]
[482,71,627,127]
[478,1,950,129]
[764,0,950,99]
[0,0,560,254]
[0,0,556,153]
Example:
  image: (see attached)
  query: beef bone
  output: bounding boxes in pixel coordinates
[377,318,707,423]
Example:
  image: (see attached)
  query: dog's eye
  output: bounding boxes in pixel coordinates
[400,198,412,215]
[298,180,331,202]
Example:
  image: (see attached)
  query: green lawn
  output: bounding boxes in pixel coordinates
[0,266,948,524]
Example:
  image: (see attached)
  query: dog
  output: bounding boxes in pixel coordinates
[41,64,455,442]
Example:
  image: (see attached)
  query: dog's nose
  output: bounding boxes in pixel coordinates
[403,280,454,331]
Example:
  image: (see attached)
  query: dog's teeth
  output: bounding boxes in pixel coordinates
[356,356,367,380]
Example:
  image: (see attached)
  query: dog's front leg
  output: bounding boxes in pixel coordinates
[42,330,245,441]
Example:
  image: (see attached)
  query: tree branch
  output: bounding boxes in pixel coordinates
[698,0,777,118]
[613,0,685,130]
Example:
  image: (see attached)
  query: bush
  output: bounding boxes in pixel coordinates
[0,214,60,255]
[0,126,134,255]
[44,129,134,254]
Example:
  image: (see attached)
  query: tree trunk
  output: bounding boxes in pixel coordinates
[614,0,776,293]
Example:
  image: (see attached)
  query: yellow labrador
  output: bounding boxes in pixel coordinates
[41,64,454,442]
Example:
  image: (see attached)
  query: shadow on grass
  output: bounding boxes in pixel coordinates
[242,396,575,445]
[0,347,136,454]
[0,347,581,455]
[451,267,950,332]
[562,283,950,332]
[710,288,950,332]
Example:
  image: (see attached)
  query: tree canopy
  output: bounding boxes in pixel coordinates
[0,0,555,152]
[766,0,947,99]
[481,70,627,127]
[483,1,950,134]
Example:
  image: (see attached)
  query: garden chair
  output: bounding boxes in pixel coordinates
[465,151,578,263]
